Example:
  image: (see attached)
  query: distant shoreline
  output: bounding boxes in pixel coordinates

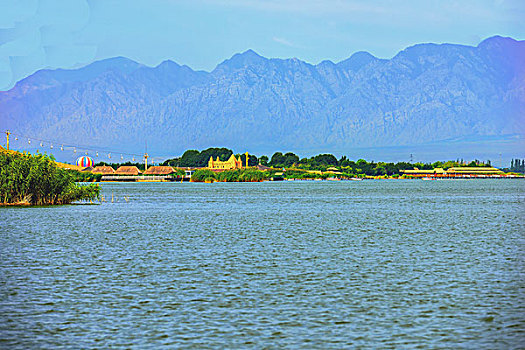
[96,176,524,183]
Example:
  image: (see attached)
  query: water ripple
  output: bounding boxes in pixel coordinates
[1,180,524,348]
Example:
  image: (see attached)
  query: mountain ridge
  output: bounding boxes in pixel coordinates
[1,36,523,159]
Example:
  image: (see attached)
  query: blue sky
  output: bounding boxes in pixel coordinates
[0,0,523,90]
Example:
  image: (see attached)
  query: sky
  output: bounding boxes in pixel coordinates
[0,0,524,91]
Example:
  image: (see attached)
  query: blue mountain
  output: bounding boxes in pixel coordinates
[1,36,523,160]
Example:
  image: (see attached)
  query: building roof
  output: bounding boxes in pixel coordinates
[401,166,504,175]
[401,168,445,174]
[143,166,177,175]
[256,164,272,171]
[91,165,116,174]
[55,162,85,171]
[115,166,141,175]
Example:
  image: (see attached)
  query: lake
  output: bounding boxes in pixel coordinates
[1,180,524,348]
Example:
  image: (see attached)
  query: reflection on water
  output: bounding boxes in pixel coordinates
[1,180,524,348]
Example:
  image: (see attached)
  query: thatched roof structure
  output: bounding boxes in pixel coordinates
[55,163,84,171]
[143,166,177,175]
[91,165,116,174]
[115,166,141,175]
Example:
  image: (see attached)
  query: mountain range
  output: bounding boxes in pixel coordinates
[0,36,523,161]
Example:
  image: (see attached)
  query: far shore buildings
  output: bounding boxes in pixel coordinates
[401,167,505,177]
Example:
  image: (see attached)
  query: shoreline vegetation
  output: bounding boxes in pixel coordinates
[191,169,267,183]
[2,148,523,202]
[1,150,100,206]
[92,148,524,182]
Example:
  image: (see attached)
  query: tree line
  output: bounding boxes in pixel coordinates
[162,148,259,167]
[161,149,492,176]
[96,147,504,177]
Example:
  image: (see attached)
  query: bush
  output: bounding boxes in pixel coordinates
[0,151,100,205]
[216,170,240,182]
[238,169,267,182]
[191,169,217,182]
[70,170,102,182]
[192,168,268,182]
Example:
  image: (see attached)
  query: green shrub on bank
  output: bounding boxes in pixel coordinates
[238,169,267,182]
[216,170,240,182]
[0,151,100,205]
[169,169,186,178]
[191,169,217,182]
[191,168,268,182]
[70,170,102,182]
[281,169,328,180]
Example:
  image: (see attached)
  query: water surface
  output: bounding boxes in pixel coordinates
[1,180,524,348]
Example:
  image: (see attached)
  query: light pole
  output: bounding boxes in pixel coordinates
[5,130,10,150]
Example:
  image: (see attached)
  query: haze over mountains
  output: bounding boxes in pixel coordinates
[1,36,523,161]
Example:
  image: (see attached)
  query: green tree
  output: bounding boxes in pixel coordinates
[283,152,299,167]
[179,150,201,167]
[237,153,259,166]
[259,155,269,166]
[313,154,338,166]
[200,148,234,165]
[270,152,285,167]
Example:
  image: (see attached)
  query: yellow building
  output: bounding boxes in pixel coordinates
[208,154,244,170]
